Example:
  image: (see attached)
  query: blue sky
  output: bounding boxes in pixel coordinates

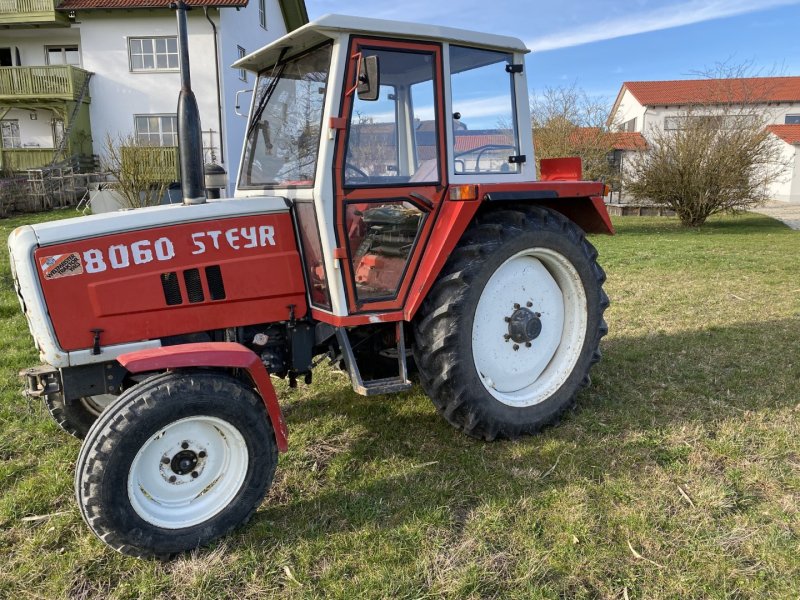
[306,0,800,107]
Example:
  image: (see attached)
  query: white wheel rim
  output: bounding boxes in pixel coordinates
[471,248,588,408]
[127,415,249,529]
[80,394,115,417]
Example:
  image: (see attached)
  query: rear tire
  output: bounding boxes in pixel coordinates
[44,392,115,439]
[75,371,278,558]
[412,205,609,440]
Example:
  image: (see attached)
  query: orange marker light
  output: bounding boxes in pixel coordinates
[449,185,479,201]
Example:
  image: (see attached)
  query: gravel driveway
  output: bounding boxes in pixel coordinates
[750,203,800,230]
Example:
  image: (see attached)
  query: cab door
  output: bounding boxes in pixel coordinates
[333,37,447,314]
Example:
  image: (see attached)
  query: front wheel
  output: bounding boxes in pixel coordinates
[44,392,116,439]
[75,371,278,558]
[412,205,609,440]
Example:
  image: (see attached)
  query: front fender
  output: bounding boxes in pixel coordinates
[117,342,288,452]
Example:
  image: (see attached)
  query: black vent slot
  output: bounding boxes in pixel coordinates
[161,272,182,306]
[205,265,226,300]
[183,268,205,303]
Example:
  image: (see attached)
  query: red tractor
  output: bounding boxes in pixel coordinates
[9,12,611,558]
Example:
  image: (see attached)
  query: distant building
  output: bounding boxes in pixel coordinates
[609,77,800,204]
[0,0,308,192]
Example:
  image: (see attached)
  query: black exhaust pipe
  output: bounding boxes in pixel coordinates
[172,1,206,205]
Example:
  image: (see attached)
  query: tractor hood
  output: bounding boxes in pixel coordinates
[8,196,296,368]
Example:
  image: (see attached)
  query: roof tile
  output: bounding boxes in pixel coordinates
[57,0,246,10]
[767,124,800,145]
[624,77,800,106]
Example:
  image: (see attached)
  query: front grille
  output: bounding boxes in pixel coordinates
[205,265,226,300]
[160,265,225,306]
[183,268,205,303]
[161,272,182,305]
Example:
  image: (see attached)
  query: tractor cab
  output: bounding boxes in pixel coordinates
[233,15,534,321]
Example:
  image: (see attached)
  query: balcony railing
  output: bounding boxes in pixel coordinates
[0,148,55,172]
[0,0,69,25]
[121,146,179,183]
[0,65,91,103]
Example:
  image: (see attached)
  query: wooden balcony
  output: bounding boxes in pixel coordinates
[0,0,69,26]
[0,65,91,104]
[0,148,55,172]
[121,146,180,183]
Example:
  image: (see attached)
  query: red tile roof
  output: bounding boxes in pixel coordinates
[611,132,646,151]
[557,127,646,151]
[767,124,800,145]
[622,77,800,107]
[57,0,246,10]
[453,134,513,152]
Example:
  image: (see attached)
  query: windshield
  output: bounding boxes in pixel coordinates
[240,43,332,188]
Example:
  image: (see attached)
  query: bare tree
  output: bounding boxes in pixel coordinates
[102,133,173,209]
[625,68,788,227]
[531,85,619,184]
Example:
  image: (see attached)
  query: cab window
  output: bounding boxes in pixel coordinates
[344,48,439,186]
[449,45,520,175]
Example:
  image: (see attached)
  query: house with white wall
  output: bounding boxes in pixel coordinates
[0,0,308,193]
[609,77,800,204]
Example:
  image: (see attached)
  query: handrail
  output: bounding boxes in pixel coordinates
[0,65,92,100]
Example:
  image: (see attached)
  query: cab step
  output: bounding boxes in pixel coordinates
[336,323,412,396]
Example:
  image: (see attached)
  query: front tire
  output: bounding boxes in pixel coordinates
[412,205,609,440]
[75,371,278,558]
[44,392,116,439]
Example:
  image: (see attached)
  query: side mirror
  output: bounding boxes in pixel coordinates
[357,55,380,101]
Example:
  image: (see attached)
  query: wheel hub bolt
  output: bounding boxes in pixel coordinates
[526,301,533,307]
[171,449,199,475]
[514,303,521,309]
[161,457,170,464]
[513,344,519,351]
[198,451,206,458]
[169,475,176,483]
[191,471,199,478]
[181,441,189,449]
[506,307,543,344]
[525,342,532,348]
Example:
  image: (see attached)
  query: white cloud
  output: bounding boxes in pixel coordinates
[526,0,800,52]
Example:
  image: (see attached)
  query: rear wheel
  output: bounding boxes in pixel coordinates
[75,371,278,558]
[44,392,115,439]
[412,205,608,440]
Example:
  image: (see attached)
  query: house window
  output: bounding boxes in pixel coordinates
[237,46,247,82]
[620,117,636,132]
[46,46,80,66]
[259,0,267,29]
[1,120,21,149]
[785,115,800,124]
[129,37,178,72]
[664,116,681,130]
[134,115,178,146]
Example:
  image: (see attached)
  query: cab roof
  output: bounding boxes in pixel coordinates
[233,13,529,73]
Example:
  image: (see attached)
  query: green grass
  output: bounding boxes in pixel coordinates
[1,209,799,599]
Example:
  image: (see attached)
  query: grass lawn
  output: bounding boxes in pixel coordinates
[1,209,799,599]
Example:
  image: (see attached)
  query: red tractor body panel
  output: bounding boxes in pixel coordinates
[117,342,288,451]
[34,213,307,352]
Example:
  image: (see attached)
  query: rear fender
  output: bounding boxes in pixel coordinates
[116,342,288,452]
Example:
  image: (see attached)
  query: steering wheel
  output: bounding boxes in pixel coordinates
[455,144,516,172]
[475,144,516,172]
[345,163,369,182]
